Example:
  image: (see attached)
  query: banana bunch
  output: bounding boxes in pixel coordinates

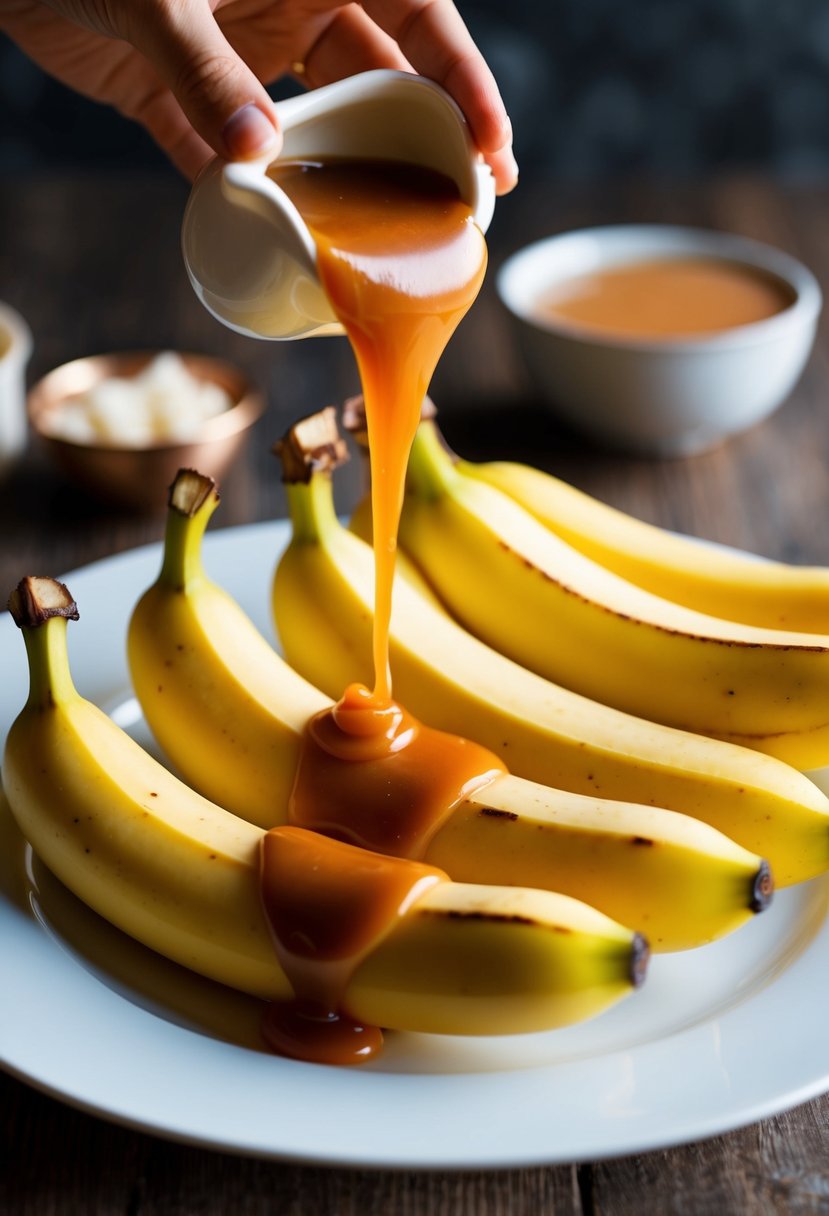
[130,467,774,950]
[274,409,829,887]
[2,575,648,1036]
[394,420,829,770]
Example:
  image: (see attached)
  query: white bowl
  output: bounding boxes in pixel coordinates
[496,225,822,456]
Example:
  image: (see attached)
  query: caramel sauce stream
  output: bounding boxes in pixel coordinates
[270,158,487,699]
[262,158,493,1064]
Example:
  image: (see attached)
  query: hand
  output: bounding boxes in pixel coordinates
[0,0,518,192]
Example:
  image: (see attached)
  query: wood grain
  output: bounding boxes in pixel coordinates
[2,172,829,1214]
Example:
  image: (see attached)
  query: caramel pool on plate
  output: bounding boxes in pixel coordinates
[538,257,796,340]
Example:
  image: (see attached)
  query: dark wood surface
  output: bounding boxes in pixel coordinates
[3,171,829,1214]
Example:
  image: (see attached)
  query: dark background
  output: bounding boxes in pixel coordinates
[3,0,829,182]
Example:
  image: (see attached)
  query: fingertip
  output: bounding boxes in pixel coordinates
[487,145,520,196]
[221,102,281,161]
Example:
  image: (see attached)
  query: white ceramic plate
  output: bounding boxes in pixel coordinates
[2,521,829,1169]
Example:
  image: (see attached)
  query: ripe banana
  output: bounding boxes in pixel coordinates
[273,415,829,887]
[2,576,648,1037]
[132,469,771,950]
[128,469,329,828]
[467,453,829,633]
[425,780,771,951]
[345,393,829,636]
[397,420,829,770]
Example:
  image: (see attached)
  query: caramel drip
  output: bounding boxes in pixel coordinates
[260,826,447,1065]
[269,158,486,700]
[290,683,507,859]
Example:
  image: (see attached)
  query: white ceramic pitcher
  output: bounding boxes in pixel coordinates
[182,70,497,340]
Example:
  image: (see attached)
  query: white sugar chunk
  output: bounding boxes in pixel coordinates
[47,353,233,448]
[85,381,152,443]
[198,382,232,418]
[47,402,98,443]
[153,395,204,441]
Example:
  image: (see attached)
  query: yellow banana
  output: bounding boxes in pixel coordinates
[131,469,771,950]
[398,420,829,769]
[468,454,829,633]
[426,778,771,951]
[2,576,648,1037]
[273,423,829,887]
[128,469,328,829]
[345,393,829,636]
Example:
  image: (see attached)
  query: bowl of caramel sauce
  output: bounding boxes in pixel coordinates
[497,225,821,456]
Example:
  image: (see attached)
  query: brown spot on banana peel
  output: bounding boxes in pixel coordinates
[423,907,650,995]
[477,807,519,822]
[423,909,537,926]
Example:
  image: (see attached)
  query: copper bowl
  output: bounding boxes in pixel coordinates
[28,351,265,511]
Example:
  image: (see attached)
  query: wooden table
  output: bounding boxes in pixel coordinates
[3,172,829,1213]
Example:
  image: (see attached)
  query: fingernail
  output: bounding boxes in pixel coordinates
[222,103,279,160]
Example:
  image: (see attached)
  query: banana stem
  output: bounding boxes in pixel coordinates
[285,474,340,545]
[406,421,457,500]
[23,619,77,710]
[159,497,216,591]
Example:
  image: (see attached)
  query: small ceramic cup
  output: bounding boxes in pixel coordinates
[497,225,822,456]
[0,302,33,476]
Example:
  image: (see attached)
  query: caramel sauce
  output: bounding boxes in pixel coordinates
[269,158,487,699]
[291,682,506,858]
[538,257,795,340]
[260,826,447,1065]
[262,158,491,1064]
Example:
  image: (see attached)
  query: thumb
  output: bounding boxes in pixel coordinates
[132,0,282,161]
